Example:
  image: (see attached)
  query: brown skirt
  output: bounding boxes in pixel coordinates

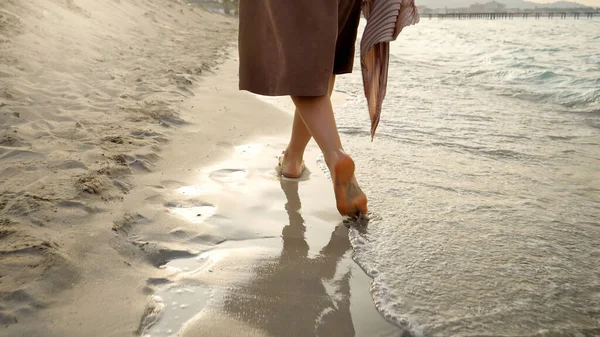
[238,0,362,97]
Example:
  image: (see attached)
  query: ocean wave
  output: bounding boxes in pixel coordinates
[507,62,548,70]
[533,70,560,81]
[534,47,562,53]
[509,87,600,111]
[455,66,599,111]
[465,69,488,78]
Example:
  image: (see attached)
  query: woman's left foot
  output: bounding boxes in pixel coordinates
[278,150,305,179]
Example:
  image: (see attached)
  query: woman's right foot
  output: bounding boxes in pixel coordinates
[331,154,368,217]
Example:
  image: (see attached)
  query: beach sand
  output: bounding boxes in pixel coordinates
[1,0,235,334]
[1,1,400,336]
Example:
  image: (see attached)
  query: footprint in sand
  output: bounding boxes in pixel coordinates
[168,204,217,224]
[208,169,247,183]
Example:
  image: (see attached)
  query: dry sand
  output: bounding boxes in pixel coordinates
[1,1,401,336]
[0,0,234,334]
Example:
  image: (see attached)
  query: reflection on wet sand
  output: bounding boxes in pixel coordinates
[221,179,355,336]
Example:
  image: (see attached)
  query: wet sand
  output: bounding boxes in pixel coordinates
[1,1,400,336]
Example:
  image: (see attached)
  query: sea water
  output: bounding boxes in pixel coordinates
[338,18,600,336]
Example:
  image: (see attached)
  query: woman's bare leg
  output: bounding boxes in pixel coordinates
[289,76,367,217]
[279,112,311,178]
[281,77,336,178]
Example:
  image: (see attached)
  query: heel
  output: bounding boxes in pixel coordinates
[333,155,355,183]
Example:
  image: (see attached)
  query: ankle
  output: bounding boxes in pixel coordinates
[284,147,304,162]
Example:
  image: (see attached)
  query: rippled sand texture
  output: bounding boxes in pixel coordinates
[337,19,600,336]
[0,0,235,334]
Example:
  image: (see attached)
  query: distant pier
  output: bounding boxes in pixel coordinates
[429,12,597,20]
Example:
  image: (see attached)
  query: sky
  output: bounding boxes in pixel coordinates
[530,0,600,5]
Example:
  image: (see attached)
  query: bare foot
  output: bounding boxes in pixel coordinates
[278,151,305,179]
[331,154,368,217]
